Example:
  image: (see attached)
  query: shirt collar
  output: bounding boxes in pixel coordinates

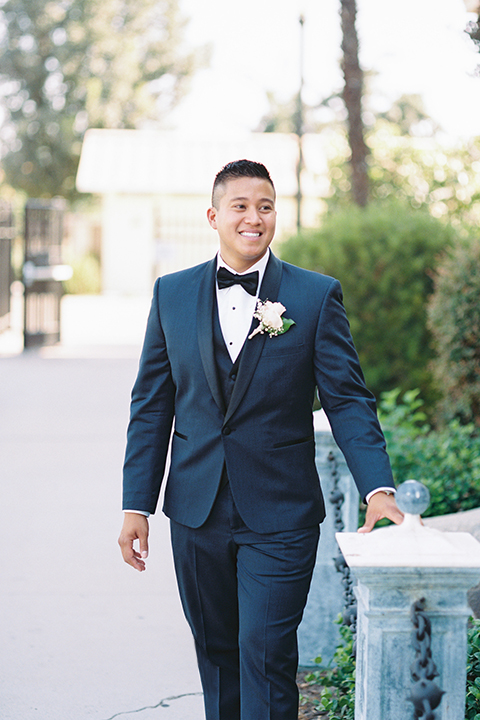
[216,248,270,291]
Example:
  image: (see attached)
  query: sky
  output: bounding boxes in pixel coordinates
[170,0,480,140]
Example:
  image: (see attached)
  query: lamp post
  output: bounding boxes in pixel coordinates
[295,14,305,233]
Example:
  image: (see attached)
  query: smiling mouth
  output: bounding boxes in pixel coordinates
[240,231,261,238]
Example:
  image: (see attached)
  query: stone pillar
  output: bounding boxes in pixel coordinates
[336,481,480,720]
[298,410,359,666]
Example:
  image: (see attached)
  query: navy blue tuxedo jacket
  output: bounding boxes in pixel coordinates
[123,252,394,533]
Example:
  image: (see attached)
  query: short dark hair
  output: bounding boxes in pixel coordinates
[211,159,275,208]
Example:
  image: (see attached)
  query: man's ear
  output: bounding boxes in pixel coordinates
[206,207,217,229]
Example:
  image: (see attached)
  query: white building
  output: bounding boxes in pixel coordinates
[76,130,329,295]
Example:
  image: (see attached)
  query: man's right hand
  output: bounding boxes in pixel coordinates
[118,513,149,571]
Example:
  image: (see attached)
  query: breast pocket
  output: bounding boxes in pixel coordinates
[261,332,305,357]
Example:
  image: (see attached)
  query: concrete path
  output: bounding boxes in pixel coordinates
[0,296,204,720]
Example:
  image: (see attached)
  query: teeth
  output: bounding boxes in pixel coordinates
[241,232,260,237]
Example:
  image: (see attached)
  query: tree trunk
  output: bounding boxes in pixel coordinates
[340,0,369,207]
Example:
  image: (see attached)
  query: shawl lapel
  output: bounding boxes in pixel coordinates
[196,258,226,415]
[224,253,283,426]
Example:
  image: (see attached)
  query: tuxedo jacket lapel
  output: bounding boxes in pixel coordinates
[224,253,283,425]
[197,258,226,415]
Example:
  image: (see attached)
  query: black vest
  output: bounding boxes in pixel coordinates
[212,303,241,410]
[213,304,244,488]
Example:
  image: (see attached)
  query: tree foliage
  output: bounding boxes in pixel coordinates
[374,93,439,137]
[0,0,203,200]
[327,122,480,229]
[256,91,298,134]
[427,239,480,426]
[280,201,458,406]
[258,90,480,229]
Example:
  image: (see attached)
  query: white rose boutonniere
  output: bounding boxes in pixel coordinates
[248,299,296,340]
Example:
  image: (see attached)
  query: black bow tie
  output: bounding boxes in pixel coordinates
[216,267,259,296]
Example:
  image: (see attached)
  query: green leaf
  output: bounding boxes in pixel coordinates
[282,317,295,332]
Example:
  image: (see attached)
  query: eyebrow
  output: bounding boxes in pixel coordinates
[230,196,275,203]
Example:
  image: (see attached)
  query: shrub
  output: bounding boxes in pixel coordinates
[63,253,101,294]
[428,239,480,426]
[280,202,457,408]
[379,389,480,517]
[466,619,480,720]
[303,619,355,720]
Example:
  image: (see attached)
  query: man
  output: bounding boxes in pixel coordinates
[118,159,402,720]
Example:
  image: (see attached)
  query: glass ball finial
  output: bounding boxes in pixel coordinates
[395,480,430,515]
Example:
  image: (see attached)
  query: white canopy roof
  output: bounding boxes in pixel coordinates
[76,129,328,197]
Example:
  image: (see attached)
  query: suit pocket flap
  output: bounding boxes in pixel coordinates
[273,434,314,449]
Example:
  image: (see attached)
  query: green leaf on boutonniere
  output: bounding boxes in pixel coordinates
[282,318,295,333]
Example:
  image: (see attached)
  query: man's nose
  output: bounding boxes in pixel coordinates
[245,208,261,224]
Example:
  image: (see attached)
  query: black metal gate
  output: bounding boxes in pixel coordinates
[0,200,15,333]
[23,198,71,349]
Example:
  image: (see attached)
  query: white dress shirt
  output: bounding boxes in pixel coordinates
[216,250,269,362]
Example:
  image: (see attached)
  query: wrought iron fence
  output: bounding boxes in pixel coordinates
[0,200,15,333]
[23,198,70,348]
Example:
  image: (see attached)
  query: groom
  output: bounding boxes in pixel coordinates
[118,159,402,720]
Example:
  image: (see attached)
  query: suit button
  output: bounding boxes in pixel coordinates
[222,426,231,436]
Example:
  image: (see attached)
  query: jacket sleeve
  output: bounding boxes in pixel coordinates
[122,278,175,514]
[313,278,395,499]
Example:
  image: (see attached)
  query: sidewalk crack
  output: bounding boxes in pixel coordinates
[102,692,203,720]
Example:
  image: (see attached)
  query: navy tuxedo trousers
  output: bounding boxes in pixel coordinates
[170,481,320,720]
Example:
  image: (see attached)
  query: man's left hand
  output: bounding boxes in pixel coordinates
[358,491,404,533]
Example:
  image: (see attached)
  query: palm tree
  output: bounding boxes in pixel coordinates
[340,0,369,207]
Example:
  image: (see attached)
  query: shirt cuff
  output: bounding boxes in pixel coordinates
[123,509,150,517]
[365,487,396,504]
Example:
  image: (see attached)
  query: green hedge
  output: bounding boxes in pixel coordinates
[280,202,457,409]
[378,389,480,517]
[466,619,480,720]
[428,238,480,426]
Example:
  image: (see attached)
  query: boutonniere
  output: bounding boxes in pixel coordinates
[248,299,296,340]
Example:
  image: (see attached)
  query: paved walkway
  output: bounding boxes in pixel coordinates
[0,296,204,720]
